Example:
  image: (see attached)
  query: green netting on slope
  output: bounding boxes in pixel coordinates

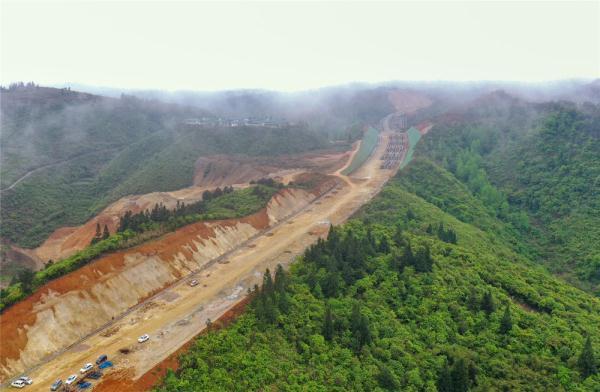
[400,127,422,169]
[341,126,379,175]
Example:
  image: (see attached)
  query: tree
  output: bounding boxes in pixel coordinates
[378,365,400,389]
[467,289,480,311]
[202,190,213,201]
[262,269,274,297]
[91,223,102,245]
[16,269,35,292]
[398,242,414,271]
[437,222,446,240]
[499,305,513,334]
[274,264,287,294]
[414,245,433,273]
[393,224,403,245]
[322,272,341,298]
[450,357,470,392]
[322,303,334,341]
[378,235,390,254]
[437,362,452,392]
[350,304,371,350]
[578,335,597,378]
[263,296,278,324]
[481,290,496,315]
[102,224,110,240]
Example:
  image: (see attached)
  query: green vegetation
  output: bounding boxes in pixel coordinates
[0,86,328,249]
[342,126,379,175]
[155,156,600,391]
[417,103,600,294]
[0,184,279,312]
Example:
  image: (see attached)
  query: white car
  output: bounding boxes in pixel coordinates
[18,376,32,385]
[79,363,93,373]
[10,380,25,389]
[65,374,78,385]
[138,334,150,343]
[189,279,199,287]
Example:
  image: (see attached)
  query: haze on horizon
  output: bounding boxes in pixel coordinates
[1,1,598,92]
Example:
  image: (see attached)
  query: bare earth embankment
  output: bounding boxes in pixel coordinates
[32,149,351,263]
[0,127,404,391]
[0,96,428,390]
[0,176,337,382]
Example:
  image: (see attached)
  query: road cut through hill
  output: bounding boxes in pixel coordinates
[0,126,411,391]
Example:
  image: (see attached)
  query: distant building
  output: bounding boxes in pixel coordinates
[184,115,290,129]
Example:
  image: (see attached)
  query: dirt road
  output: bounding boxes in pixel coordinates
[4,129,403,391]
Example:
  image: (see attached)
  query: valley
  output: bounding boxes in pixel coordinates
[2,4,599,391]
[0,116,417,390]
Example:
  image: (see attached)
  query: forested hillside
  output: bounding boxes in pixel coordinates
[156,157,599,391]
[417,96,600,295]
[0,85,328,248]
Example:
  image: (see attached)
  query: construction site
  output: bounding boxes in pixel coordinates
[0,101,431,391]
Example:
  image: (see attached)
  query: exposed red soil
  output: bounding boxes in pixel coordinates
[416,121,434,135]
[31,150,348,264]
[0,176,336,374]
[32,189,206,263]
[193,150,349,187]
[0,209,270,370]
[92,296,252,392]
[387,89,433,114]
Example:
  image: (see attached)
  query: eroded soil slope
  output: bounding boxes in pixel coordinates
[193,150,348,187]
[0,176,338,380]
[388,89,433,114]
[32,149,350,263]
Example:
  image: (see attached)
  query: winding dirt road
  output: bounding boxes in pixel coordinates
[2,127,407,391]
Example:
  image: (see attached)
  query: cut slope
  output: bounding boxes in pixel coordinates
[155,159,600,391]
[0,177,337,381]
[31,149,350,263]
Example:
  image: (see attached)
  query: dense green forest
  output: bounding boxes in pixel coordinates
[0,184,279,312]
[0,86,328,248]
[416,99,600,295]
[156,154,599,391]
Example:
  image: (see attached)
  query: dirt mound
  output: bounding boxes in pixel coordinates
[33,186,209,263]
[388,89,433,114]
[193,151,349,188]
[193,156,280,187]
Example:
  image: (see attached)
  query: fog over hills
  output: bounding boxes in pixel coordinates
[1,1,599,389]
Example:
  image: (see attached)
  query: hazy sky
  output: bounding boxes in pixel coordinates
[1,1,598,91]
